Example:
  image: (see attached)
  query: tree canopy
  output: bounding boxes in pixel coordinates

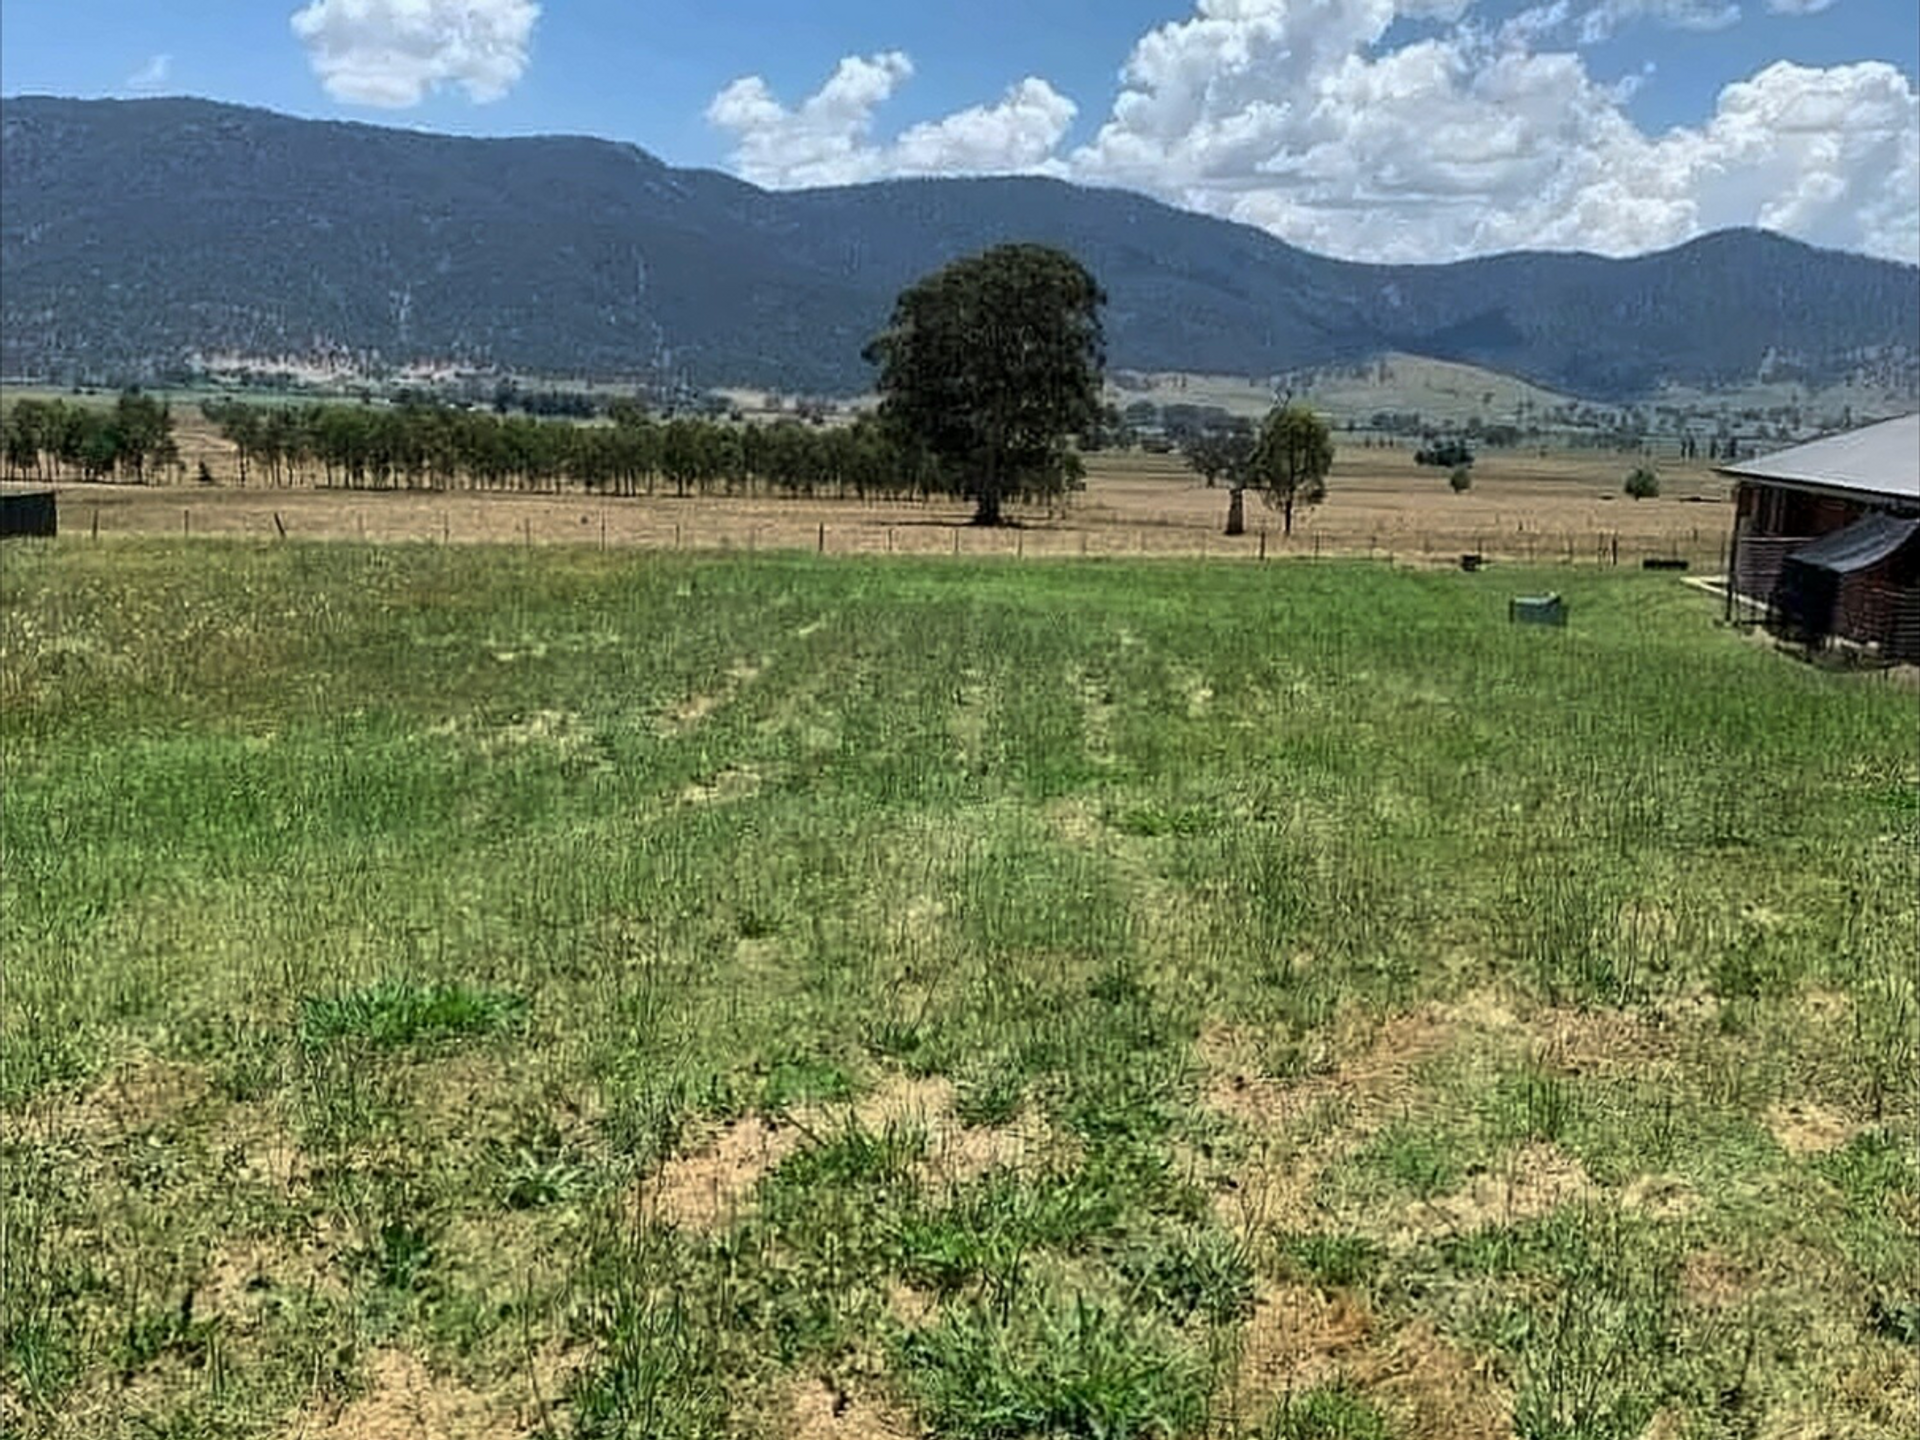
[864,244,1106,526]
[1249,404,1335,537]
[1,392,177,483]
[1182,427,1258,535]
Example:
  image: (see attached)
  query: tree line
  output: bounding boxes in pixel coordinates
[2,394,178,483]
[194,399,1001,502]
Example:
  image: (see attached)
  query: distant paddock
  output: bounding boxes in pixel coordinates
[27,448,1736,568]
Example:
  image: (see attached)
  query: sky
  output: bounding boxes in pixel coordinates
[2,1,1915,265]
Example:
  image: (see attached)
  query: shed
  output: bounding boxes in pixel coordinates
[1720,415,1920,659]
[0,486,58,538]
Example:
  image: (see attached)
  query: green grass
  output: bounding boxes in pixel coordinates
[2,539,1914,1439]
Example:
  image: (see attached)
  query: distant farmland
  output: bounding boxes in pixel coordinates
[2,544,1914,1439]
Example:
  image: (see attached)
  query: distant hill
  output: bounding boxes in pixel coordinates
[3,95,1916,400]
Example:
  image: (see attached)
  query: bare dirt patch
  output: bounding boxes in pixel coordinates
[4,1058,212,1147]
[300,1351,521,1440]
[1203,1004,1458,1136]
[199,1231,348,1321]
[785,1376,916,1439]
[1766,1100,1861,1158]
[633,1074,1060,1233]
[639,1113,805,1232]
[1526,1003,1678,1077]
[661,658,764,736]
[681,763,765,806]
[1204,1005,1463,1241]
[1680,1249,1756,1310]
[477,708,589,757]
[852,1073,1070,1188]
[885,1279,939,1329]
[1362,1319,1510,1440]
[1395,1141,1593,1241]
[1620,1172,1701,1219]
[1228,1283,1373,1422]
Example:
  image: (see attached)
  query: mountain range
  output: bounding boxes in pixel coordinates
[2,95,1916,401]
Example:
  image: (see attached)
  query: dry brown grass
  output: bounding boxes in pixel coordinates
[41,441,1734,566]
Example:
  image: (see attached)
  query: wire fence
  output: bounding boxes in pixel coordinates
[53,494,1735,572]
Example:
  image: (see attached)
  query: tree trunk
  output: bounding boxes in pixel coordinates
[972,487,1003,526]
[1225,486,1245,536]
[1283,490,1296,538]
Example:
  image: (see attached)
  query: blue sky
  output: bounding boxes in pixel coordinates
[3,1,1915,262]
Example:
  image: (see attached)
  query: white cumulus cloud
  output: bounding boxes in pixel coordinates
[1765,0,1837,11]
[290,0,539,108]
[702,1,1920,264]
[1575,0,1741,44]
[125,54,172,92]
[707,53,1075,187]
[1065,0,1917,262]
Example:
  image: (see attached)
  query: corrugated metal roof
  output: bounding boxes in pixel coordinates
[1785,512,1920,574]
[1719,413,1920,504]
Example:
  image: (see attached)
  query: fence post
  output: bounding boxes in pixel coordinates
[273,512,287,540]
[1259,530,1267,562]
[601,512,608,550]
[183,509,190,537]
[818,523,825,554]
[92,507,100,540]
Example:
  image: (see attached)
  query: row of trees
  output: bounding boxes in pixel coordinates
[2,394,178,483]
[199,398,968,502]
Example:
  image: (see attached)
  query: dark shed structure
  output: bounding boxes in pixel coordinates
[1721,415,1920,661]
[0,486,58,539]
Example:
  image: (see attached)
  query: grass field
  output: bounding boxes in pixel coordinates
[2,541,1915,1439]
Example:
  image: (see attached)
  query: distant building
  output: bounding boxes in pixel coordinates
[1721,414,1920,661]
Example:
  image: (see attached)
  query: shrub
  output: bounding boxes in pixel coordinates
[1624,466,1660,499]
[1415,437,1474,467]
[1449,464,1473,493]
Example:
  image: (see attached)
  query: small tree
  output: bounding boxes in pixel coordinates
[1182,428,1257,534]
[1624,466,1660,499]
[864,244,1106,526]
[1449,464,1473,493]
[1248,403,1334,537]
